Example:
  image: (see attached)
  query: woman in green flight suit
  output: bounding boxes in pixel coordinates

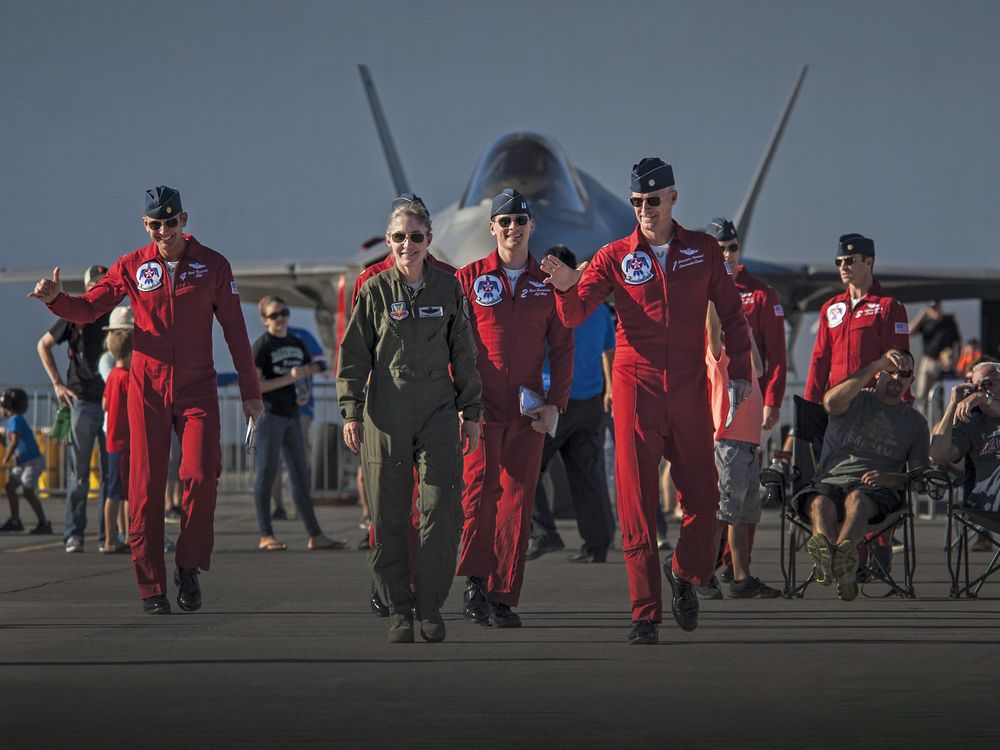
[337,198,482,644]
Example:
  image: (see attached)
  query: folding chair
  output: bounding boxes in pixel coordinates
[947,488,1000,598]
[760,396,922,599]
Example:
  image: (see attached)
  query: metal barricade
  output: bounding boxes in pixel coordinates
[11,383,356,501]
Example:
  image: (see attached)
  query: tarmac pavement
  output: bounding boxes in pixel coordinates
[2,494,999,749]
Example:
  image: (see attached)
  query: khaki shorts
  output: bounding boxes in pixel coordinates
[715,439,761,525]
[11,456,46,491]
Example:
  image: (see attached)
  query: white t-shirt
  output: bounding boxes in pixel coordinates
[650,243,669,272]
[165,260,179,285]
[503,265,526,289]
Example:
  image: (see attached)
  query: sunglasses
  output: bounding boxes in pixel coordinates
[264,309,290,321]
[494,215,530,228]
[389,231,426,243]
[889,369,913,379]
[720,243,740,253]
[629,196,662,208]
[835,256,857,268]
[147,217,181,231]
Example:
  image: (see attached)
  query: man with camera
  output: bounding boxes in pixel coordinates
[929,362,1000,511]
[793,349,929,601]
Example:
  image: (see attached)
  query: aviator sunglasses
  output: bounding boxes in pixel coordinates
[835,256,859,268]
[146,217,181,231]
[389,231,426,243]
[630,196,662,208]
[495,215,529,228]
[265,309,290,321]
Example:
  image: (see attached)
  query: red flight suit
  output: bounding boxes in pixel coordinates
[804,280,909,403]
[353,253,458,551]
[48,237,261,599]
[455,250,573,607]
[555,223,750,623]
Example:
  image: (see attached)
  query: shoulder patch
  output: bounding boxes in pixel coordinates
[894,321,908,335]
[773,304,784,317]
[231,281,238,295]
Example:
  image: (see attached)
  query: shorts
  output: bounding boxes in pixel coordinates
[793,479,902,525]
[10,456,45,491]
[107,450,129,502]
[715,439,761,525]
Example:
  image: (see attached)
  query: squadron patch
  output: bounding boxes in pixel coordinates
[136,260,164,292]
[389,301,409,321]
[826,302,847,328]
[473,274,504,306]
[621,251,654,285]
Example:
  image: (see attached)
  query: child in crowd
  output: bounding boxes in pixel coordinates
[1,387,51,534]
[705,304,780,598]
[101,308,133,553]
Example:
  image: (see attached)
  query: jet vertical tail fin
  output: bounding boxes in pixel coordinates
[734,65,808,245]
[358,64,411,195]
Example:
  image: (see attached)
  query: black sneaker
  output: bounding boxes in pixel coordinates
[489,602,522,628]
[142,595,171,615]
[29,521,53,535]
[271,506,288,521]
[174,567,202,612]
[0,518,25,532]
[567,545,608,563]
[525,532,565,561]
[696,575,724,600]
[463,576,491,623]
[729,576,782,599]
[628,620,658,645]
[370,581,389,618]
[662,554,699,632]
[718,563,734,584]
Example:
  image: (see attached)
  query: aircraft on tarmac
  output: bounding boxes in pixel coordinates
[3,65,999,361]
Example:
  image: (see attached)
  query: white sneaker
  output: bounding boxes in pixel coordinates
[65,536,84,553]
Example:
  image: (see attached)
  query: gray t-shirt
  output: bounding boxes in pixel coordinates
[951,411,1000,511]
[816,390,930,487]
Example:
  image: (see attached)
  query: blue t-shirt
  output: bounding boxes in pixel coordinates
[287,326,326,418]
[5,414,41,466]
[542,303,615,400]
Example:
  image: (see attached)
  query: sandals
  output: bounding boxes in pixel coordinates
[307,536,348,551]
[258,538,288,551]
[100,543,130,554]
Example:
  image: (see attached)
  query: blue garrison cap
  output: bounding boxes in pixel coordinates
[392,192,428,213]
[490,188,532,218]
[707,217,738,242]
[144,186,182,219]
[838,233,875,258]
[631,157,674,193]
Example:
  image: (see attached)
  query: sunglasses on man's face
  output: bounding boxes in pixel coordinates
[494,215,529,228]
[890,369,914,379]
[147,217,181,231]
[720,243,740,253]
[265,309,290,321]
[835,256,858,268]
[389,231,426,244]
[630,196,662,208]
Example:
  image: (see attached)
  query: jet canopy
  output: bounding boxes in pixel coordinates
[461,132,587,214]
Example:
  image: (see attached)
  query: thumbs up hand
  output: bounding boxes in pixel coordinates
[29,267,62,304]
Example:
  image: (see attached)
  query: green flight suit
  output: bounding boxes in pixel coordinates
[337,261,482,615]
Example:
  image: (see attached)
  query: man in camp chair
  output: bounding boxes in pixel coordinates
[793,349,929,601]
[929,362,1000,510]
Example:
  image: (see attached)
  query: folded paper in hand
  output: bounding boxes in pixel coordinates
[519,386,559,438]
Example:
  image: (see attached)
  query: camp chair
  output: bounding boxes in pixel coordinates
[760,395,922,599]
[947,484,1000,598]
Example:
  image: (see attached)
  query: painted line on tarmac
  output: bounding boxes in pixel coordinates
[2,539,66,554]
[1,566,128,594]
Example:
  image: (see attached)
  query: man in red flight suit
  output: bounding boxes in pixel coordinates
[540,158,752,645]
[31,186,263,615]
[352,193,457,618]
[455,188,573,629]
[706,217,787,590]
[804,233,909,403]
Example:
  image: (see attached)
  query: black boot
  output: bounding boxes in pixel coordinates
[370,581,389,618]
[174,567,202,612]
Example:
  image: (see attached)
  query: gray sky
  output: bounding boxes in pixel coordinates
[2,0,997,386]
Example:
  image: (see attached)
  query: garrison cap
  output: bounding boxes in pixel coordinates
[490,188,532,218]
[391,192,428,213]
[838,233,875,258]
[631,157,674,193]
[707,217,738,242]
[144,186,183,219]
